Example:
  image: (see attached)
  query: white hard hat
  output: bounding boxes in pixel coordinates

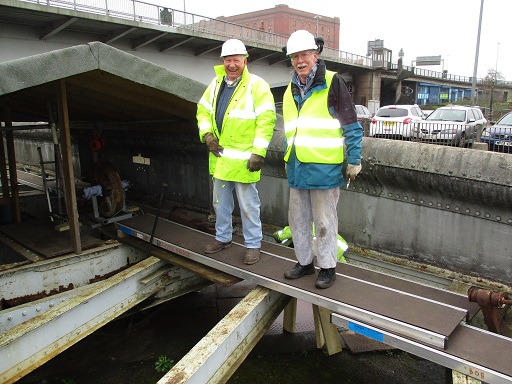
[220,39,248,57]
[286,30,318,56]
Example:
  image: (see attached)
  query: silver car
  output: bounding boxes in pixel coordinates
[417,106,487,147]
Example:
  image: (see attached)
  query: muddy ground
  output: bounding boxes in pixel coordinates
[18,283,449,384]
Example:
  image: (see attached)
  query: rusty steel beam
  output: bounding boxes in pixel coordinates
[0,255,208,383]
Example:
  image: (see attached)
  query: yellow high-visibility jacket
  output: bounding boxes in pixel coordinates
[197,65,276,183]
[283,70,344,164]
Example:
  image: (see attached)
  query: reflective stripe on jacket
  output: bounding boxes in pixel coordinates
[283,70,343,164]
[197,65,276,182]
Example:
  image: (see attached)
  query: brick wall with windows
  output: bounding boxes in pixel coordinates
[218,5,340,50]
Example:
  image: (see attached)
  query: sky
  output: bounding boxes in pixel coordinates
[153,0,511,81]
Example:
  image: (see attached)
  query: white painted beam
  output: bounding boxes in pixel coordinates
[158,286,291,384]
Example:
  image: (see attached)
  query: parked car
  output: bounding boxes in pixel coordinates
[417,105,487,147]
[369,104,425,140]
[355,104,373,121]
[355,104,373,135]
[480,111,512,153]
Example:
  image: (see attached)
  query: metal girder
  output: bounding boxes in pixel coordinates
[133,31,169,49]
[103,26,138,44]
[194,43,223,56]
[158,286,291,384]
[160,36,195,52]
[0,243,142,307]
[332,314,512,384]
[41,17,78,40]
[0,255,208,384]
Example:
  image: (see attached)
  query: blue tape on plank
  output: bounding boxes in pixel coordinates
[348,321,384,343]
[118,225,133,236]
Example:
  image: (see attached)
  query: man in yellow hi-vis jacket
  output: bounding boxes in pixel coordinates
[197,39,276,265]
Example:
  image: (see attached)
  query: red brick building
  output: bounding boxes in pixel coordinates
[218,4,340,51]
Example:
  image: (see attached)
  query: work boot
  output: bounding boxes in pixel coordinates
[244,248,260,265]
[284,262,315,279]
[315,268,336,289]
[204,239,232,254]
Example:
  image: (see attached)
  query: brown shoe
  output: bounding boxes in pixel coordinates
[244,248,260,265]
[204,240,232,254]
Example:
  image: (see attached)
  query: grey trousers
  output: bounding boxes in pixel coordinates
[288,187,340,269]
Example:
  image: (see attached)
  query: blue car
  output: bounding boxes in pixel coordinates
[481,111,512,153]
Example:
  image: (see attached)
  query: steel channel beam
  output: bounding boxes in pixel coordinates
[0,243,145,301]
[0,256,207,384]
[331,314,512,384]
[116,222,457,349]
[158,286,290,384]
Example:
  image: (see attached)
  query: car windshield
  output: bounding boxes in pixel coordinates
[497,113,512,126]
[376,108,408,118]
[427,109,466,122]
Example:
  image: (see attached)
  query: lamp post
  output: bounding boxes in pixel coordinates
[314,15,321,36]
[471,0,484,105]
[495,42,500,77]
[489,42,500,121]
[396,48,404,104]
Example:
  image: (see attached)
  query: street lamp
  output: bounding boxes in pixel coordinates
[470,0,484,105]
[495,42,500,77]
[314,15,321,36]
[489,42,500,120]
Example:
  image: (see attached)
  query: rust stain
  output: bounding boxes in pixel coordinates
[88,263,132,283]
[3,283,74,308]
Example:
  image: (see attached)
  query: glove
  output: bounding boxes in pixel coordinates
[204,133,223,157]
[247,154,265,172]
[346,164,362,182]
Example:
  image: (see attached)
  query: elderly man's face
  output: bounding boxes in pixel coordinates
[290,50,318,83]
[222,55,247,81]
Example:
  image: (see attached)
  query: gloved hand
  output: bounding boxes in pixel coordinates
[247,154,265,172]
[204,133,223,157]
[346,164,362,182]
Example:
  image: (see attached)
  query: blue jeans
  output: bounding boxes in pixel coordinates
[212,178,262,249]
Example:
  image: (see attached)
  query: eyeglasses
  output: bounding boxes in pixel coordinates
[290,51,315,62]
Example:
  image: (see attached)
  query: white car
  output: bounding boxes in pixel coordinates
[418,105,487,147]
[369,104,426,139]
